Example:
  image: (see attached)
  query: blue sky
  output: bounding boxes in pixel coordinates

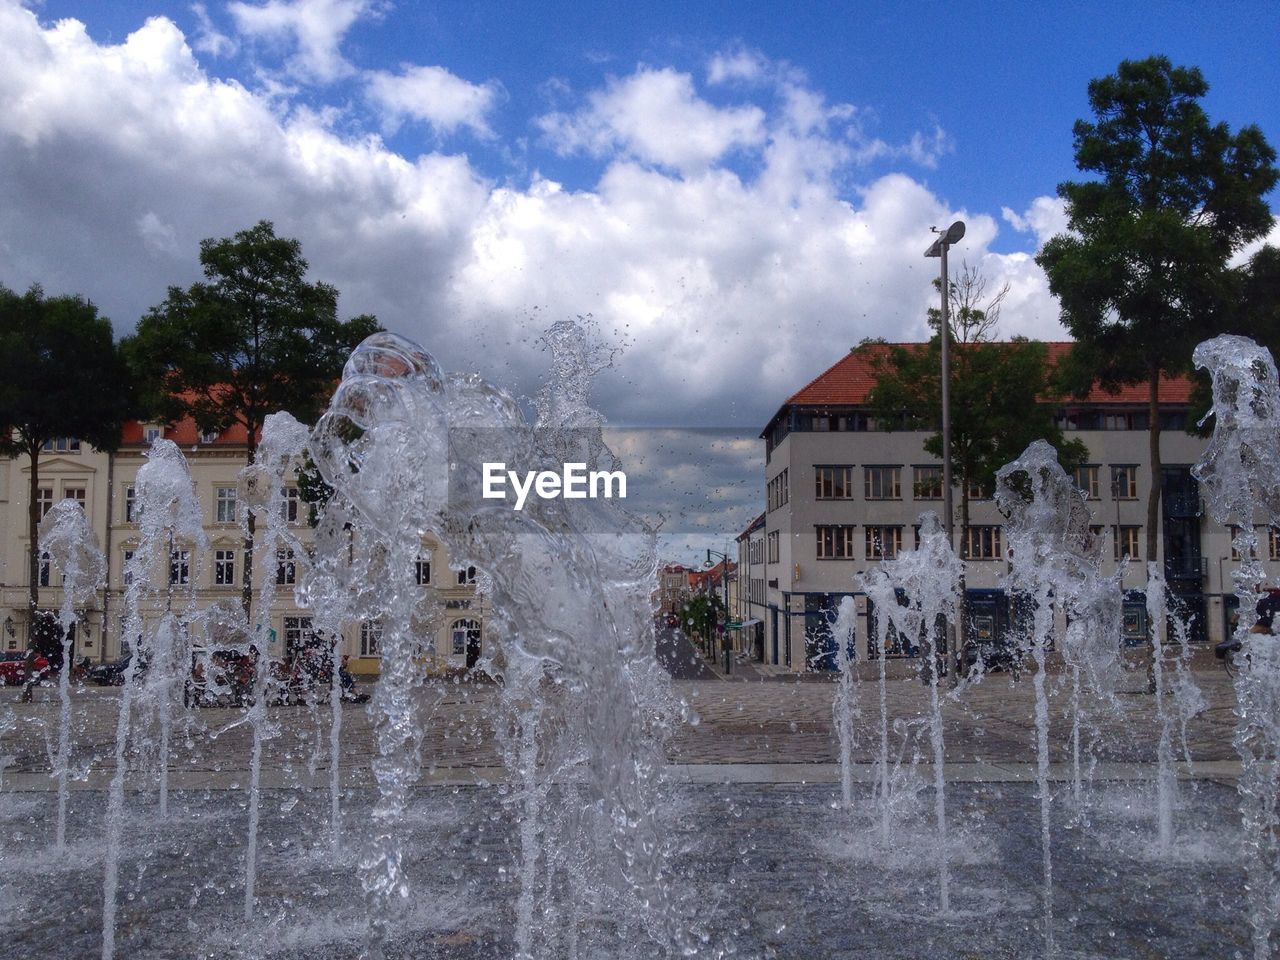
[35,0,1279,250]
[4,1,1279,561]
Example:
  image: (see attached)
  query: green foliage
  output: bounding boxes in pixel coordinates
[124,220,382,457]
[0,284,134,456]
[681,592,725,644]
[295,450,334,527]
[1036,56,1277,559]
[0,284,134,613]
[864,338,1087,508]
[1037,56,1277,387]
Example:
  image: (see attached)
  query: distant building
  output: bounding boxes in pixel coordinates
[658,563,691,615]
[736,512,766,660]
[0,416,488,676]
[756,342,1258,672]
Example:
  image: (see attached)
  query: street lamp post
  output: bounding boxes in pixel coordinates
[707,548,733,674]
[926,220,965,683]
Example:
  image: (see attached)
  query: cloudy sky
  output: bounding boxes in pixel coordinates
[3,1,1278,561]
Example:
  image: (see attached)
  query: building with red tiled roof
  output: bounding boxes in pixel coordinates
[764,341,1194,440]
[752,341,1252,674]
[0,420,488,674]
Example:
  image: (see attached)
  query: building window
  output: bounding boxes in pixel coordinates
[200,429,220,444]
[456,565,477,585]
[124,485,137,523]
[1074,465,1100,500]
[1110,465,1138,500]
[276,548,296,586]
[816,525,857,560]
[965,478,991,501]
[963,526,1002,560]
[814,465,853,500]
[1270,528,1280,563]
[38,551,51,587]
[122,550,135,587]
[1115,525,1142,561]
[63,487,86,510]
[216,486,237,524]
[169,549,190,586]
[215,549,236,586]
[36,487,54,519]
[42,437,81,453]
[913,466,943,500]
[449,618,481,658]
[767,470,790,512]
[360,620,382,657]
[864,466,901,501]
[767,531,780,564]
[415,554,432,585]
[280,487,301,524]
[144,425,162,444]
[865,526,903,560]
[1229,526,1258,562]
[283,616,314,655]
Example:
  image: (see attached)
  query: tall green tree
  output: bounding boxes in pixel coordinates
[1037,56,1278,562]
[125,221,382,614]
[0,285,133,625]
[865,320,1086,543]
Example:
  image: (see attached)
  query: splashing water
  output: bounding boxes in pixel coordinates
[1144,564,1178,851]
[831,596,860,811]
[239,411,312,922]
[37,499,106,851]
[308,326,680,955]
[995,439,1099,958]
[1192,333,1280,960]
[101,439,206,960]
[858,513,961,914]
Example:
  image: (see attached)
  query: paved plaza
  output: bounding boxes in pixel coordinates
[0,661,1242,785]
[0,662,1254,958]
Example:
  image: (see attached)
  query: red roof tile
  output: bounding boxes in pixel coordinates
[786,341,1194,407]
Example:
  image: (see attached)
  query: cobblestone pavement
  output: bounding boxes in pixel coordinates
[0,780,1250,959]
[0,664,1239,779]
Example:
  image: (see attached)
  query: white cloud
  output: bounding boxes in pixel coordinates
[536,66,767,174]
[1002,195,1069,248]
[365,64,501,138]
[190,2,237,58]
[227,0,384,83]
[0,8,1074,540]
[706,48,770,86]
[0,6,1064,434]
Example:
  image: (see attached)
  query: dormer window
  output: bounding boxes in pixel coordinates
[200,429,220,444]
[144,425,162,445]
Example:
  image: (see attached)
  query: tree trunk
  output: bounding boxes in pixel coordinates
[240,435,257,620]
[1146,367,1162,568]
[27,444,41,620]
[22,445,42,698]
[956,480,971,685]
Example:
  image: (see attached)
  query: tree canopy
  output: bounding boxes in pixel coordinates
[125,220,382,612]
[125,220,381,460]
[0,284,133,616]
[1036,56,1277,559]
[864,336,1087,534]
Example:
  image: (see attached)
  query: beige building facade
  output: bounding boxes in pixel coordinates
[0,422,488,678]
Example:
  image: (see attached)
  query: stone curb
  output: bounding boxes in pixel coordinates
[0,759,1242,792]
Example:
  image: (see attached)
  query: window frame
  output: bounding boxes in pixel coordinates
[815,524,857,560]
[814,464,854,500]
[863,465,902,501]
